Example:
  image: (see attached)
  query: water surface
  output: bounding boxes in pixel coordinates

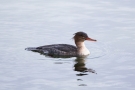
[0,0,135,90]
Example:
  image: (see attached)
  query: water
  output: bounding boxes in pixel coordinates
[0,0,135,90]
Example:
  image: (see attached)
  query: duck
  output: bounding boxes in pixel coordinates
[25,32,96,57]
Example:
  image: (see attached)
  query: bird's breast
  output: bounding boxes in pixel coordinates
[77,47,90,56]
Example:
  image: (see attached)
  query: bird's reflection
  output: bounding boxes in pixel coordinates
[31,51,97,75]
[28,49,97,86]
[73,57,96,86]
[74,57,96,76]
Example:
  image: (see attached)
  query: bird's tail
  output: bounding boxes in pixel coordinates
[25,47,38,51]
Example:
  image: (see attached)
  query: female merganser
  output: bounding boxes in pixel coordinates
[25,32,96,57]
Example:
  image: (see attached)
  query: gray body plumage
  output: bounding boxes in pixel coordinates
[26,44,78,57]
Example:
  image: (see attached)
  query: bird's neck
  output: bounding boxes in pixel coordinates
[75,41,86,49]
[75,41,90,56]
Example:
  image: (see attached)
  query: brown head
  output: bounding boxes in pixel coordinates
[73,32,97,42]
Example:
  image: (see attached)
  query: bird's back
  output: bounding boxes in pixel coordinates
[25,44,77,57]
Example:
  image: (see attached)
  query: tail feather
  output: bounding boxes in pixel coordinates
[25,47,38,51]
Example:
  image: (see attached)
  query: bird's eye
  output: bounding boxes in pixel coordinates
[82,37,85,39]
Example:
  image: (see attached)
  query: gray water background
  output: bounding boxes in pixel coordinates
[0,0,135,90]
